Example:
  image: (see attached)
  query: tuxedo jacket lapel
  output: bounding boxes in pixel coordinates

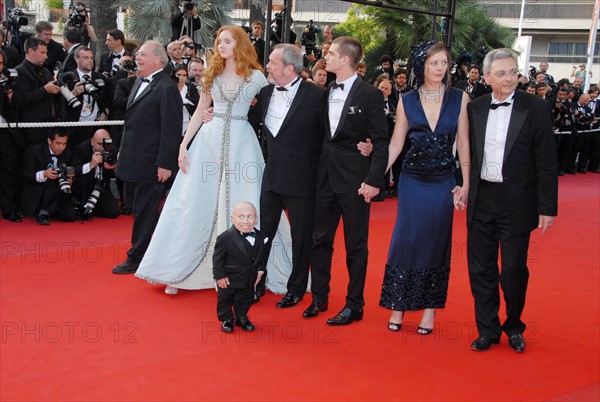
[229,226,252,261]
[474,94,491,167]
[278,81,306,135]
[332,78,361,139]
[504,91,527,163]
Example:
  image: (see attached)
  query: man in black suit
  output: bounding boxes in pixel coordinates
[72,129,120,220]
[251,44,326,307]
[213,202,268,332]
[455,64,489,101]
[0,30,22,68]
[15,37,61,146]
[467,48,557,353]
[170,0,201,41]
[112,40,183,274]
[249,21,265,66]
[21,129,81,224]
[59,28,82,75]
[303,36,389,325]
[98,29,129,77]
[19,21,67,74]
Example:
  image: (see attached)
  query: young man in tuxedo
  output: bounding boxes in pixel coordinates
[213,202,268,333]
[303,36,389,325]
[98,29,129,77]
[112,40,183,274]
[467,48,557,353]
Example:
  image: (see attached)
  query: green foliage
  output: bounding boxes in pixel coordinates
[44,0,63,8]
[332,0,516,77]
[118,0,232,49]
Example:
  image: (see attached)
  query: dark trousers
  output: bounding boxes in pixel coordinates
[576,131,593,171]
[123,181,166,263]
[0,129,22,216]
[554,133,574,172]
[259,189,315,297]
[467,181,531,339]
[216,287,254,321]
[35,182,77,221]
[310,176,371,311]
[588,129,600,171]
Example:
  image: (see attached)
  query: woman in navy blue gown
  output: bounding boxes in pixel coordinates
[379,42,470,334]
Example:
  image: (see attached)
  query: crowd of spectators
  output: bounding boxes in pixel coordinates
[0,8,598,225]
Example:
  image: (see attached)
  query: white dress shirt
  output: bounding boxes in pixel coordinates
[264,76,301,137]
[481,92,515,182]
[76,69,100,121]
[135,69,162,99]
[328,74,359,137]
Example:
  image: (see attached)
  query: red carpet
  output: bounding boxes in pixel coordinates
[1,174,599,401]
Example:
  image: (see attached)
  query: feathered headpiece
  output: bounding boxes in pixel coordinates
[410,40,444,88]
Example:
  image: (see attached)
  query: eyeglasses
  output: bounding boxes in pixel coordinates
[491,69,519,79]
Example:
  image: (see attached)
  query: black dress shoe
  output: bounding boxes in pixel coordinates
[7,213,22,223]
[36,214,49,225]
[326,307,363,326]
[508,334,526,352]
[112,261,139,274]
[221,320,234,333]
[235,316,255,331]
[302,301,328,318]
[471,336,499,351]
[276,293,303,308]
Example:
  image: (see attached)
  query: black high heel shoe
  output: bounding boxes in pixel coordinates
[388,311,404,332]
[417,310,435,335]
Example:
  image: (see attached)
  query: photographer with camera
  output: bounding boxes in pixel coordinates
[21,129,79,225]
[59,46,110,146]
[171,0,201,42]
[553,87,574,176]
[15,37,61,146]
[310,41,335,86]
[0,29,23,68]
[301,20,321,66]
[72,128,119,220]
[565,92,594,174]
[20,21,68,75]
[98,29,130,77]
[66,2,97,47]
[0,48,23,223]
[270,12,297,46]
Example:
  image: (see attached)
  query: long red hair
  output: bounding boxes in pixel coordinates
[203,26,263,93]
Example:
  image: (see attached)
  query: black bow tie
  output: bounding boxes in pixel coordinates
[275,86,287,91]
[111,53,121,59]
[141,78,150,83]
[331,82,345,91]
[242,231,256,238]
[490,101,511,110]
[275,77,301,92]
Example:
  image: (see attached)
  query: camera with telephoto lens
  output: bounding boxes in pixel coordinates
[100,138,117,166]
[121,59,137,72]
[302,20,321,56]
[0,68,18,93]
[69,6,90,28]
[80,76,105,97]
[7,8,28,28]
[54,163,72,194]
[55,71,81,109]
[83,182,102,215]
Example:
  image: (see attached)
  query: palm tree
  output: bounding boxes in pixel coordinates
[118,0,232,49]
[367,0,516,61]
[88,0,120,57]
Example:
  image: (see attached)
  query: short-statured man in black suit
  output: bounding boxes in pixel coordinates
[15,37,61,146]
[21,129,80,224]
[304,36,389,325]
[98,29,130,77]
[213,202,268,332]
[113,40,183,274]
[72,129,120,220]
[249,21,265,66]
[467,48,557,353]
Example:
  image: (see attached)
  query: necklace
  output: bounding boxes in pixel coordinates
[419,84,445,100]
